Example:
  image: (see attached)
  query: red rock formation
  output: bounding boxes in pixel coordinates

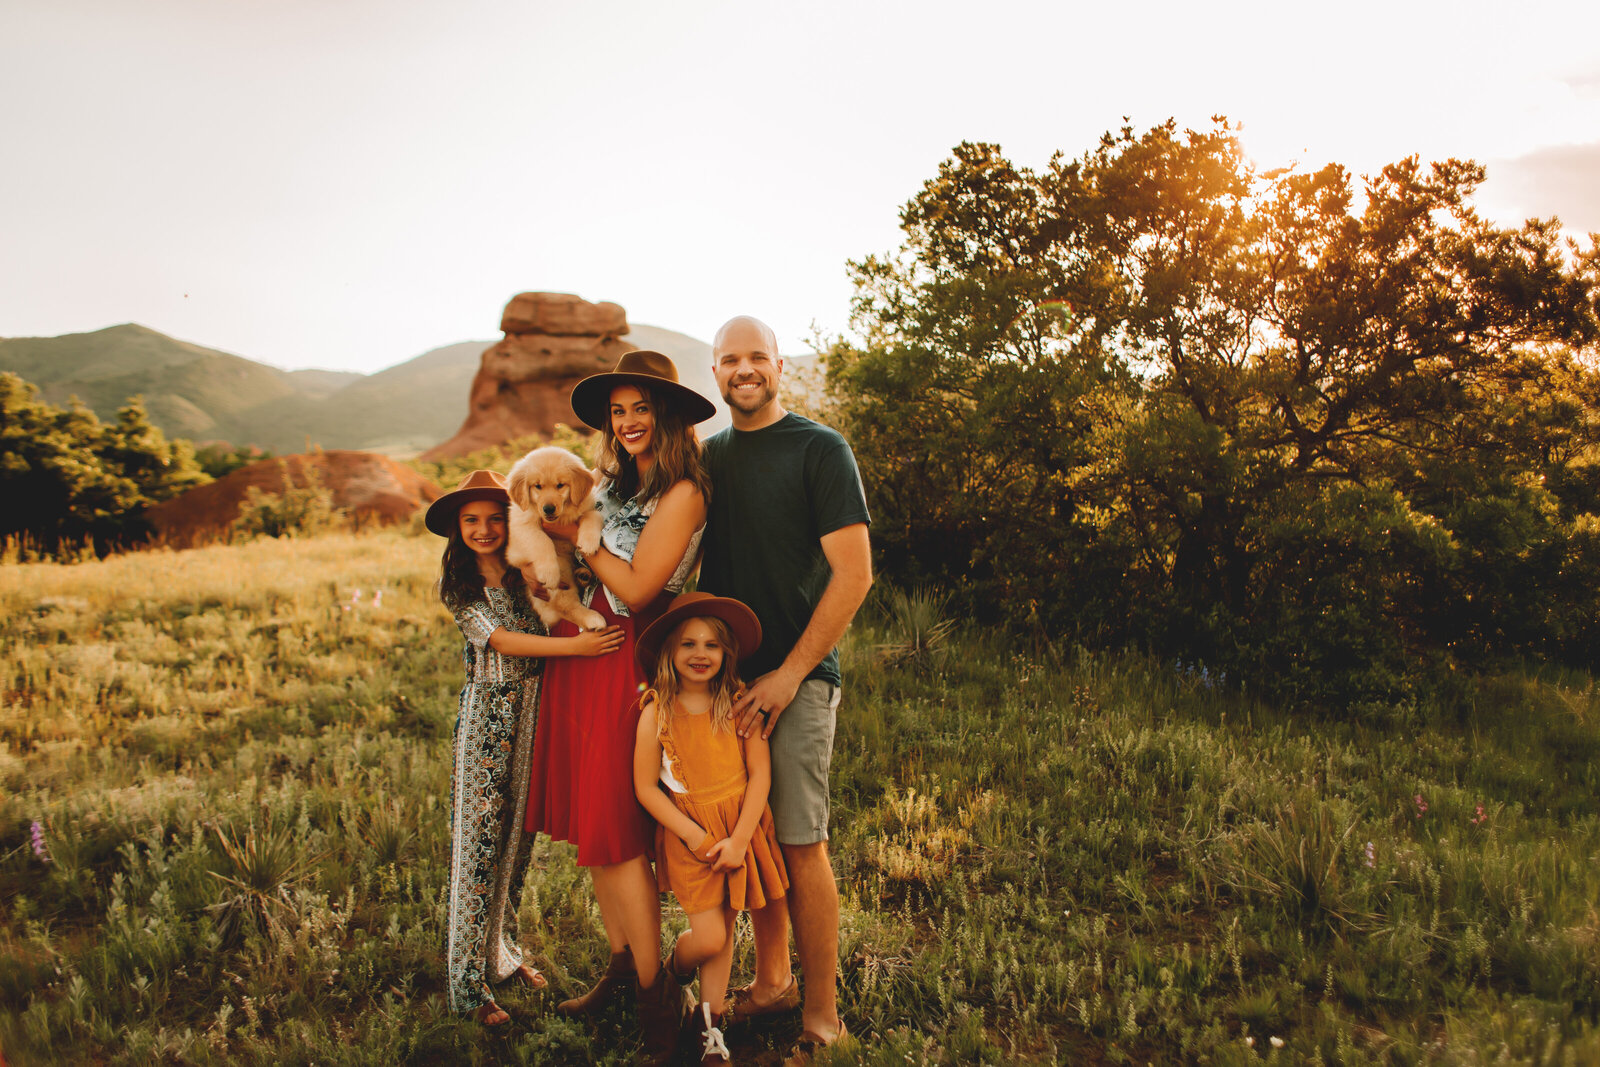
[420,292,636,461]
[143,451,441,547]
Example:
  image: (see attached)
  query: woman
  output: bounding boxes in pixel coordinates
[426,470,624,1025]
[525,350,716,1062]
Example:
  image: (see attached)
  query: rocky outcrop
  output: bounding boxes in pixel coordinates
[143,450,441,547]
[420,293,635,460]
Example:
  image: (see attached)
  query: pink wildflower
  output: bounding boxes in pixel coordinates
[1364,841,1376,868]
[1470,802,1486,826]
[30,820,50,863]
[1414,794,1428,818]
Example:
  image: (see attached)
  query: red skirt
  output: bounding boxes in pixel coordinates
[525,591,666,867]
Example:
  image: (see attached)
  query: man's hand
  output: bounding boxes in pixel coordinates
[734,667,804,739]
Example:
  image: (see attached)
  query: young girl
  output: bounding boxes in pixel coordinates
[426,469,625,1027]
[632,592,790,1065]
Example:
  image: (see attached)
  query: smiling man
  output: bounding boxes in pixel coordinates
[697,315,872,1062]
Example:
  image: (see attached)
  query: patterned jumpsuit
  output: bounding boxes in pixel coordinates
[446,585,543,1013]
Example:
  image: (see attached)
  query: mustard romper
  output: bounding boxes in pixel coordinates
[654,705,789,913]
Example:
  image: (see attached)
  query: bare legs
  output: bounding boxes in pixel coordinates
[746,892,793,1001]
[674,907,739,1014]
[589,855,662,985]
[746,841,840,1037]
[784,841,841,1039]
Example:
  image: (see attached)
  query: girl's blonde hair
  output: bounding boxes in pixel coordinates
[646,615,743,738]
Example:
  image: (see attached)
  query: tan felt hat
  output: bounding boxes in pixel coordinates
[424,469,510,536]
[635,591,763,676]
[570,349,717,431]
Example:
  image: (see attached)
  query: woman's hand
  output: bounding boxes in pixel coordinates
[706,835,750,873]
[569,626,625,657]
[541,518,581,543]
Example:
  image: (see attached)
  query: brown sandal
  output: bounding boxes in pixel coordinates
[509,963,547,989]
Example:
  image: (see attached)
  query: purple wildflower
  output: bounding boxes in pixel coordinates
[1363,841,1376,868]
[30,820,50,864]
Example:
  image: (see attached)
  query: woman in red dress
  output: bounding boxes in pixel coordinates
[525,349,714,1063]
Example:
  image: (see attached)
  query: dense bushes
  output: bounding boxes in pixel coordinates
[827,121,1600,709]
[0,373,208,556]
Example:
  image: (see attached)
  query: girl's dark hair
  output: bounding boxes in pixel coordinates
[436,504,525,612]
[595,382,714,508]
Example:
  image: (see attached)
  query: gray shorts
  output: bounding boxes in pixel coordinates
[767,679,841,846]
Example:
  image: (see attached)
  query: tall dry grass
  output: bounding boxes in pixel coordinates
[2,532,1599,1064]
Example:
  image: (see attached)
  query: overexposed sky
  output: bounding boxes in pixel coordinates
[3,0,1598,373]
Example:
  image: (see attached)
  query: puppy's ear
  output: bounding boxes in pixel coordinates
[507,463,529,510]
[569,462,595,505]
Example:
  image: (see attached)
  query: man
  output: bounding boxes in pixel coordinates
[697,315,872,1060]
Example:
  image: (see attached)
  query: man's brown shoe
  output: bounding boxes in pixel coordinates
[782,1018,854,1066]
[724,975,800,1025]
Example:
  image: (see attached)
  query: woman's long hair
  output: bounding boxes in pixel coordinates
[436,504,525,612]
[647,615,742,739]
[596,382,713,507]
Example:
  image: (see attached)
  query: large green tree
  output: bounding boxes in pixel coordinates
[0,373,209,555]
[828,122,1600,707]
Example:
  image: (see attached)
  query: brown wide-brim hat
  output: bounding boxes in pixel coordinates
[635,592,763,676]
[570,349,717,432]
[424,469,511,536]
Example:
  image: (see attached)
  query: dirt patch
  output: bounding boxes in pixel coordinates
[144,451,441,546]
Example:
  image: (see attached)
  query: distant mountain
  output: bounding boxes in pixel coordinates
[0,322,732,455]
[0,325,311,441]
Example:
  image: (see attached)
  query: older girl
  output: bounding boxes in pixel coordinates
[428,469,623,1026]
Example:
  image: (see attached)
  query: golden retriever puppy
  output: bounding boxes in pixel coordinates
[505,446,607,632]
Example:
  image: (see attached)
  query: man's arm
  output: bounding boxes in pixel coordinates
[735,522,872,738]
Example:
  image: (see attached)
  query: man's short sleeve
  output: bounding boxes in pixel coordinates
[808,432,872,538]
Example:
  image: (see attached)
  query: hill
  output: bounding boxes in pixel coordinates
[0,323,732,454]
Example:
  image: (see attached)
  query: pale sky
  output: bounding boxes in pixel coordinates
[4,0,1598,374]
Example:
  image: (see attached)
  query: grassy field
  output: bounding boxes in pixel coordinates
[2,529,1599,1064]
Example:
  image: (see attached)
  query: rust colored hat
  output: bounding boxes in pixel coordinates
[570,349,717,432]
[635,591,763,676]
[424,469,510,536]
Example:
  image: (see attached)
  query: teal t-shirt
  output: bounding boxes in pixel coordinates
[699,413,871,686]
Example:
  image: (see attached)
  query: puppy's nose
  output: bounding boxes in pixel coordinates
[542,504,557,517]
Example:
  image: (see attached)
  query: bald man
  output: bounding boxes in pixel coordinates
[697,316,872,1058]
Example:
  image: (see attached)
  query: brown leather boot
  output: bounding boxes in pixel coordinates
[556,949,635,1017]
[693,1001,733,1064]
[635,966,689,1066]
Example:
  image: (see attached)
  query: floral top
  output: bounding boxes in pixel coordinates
[452,585,545,683]
[584,483,704,618]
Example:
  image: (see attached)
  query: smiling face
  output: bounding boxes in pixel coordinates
[671,617,726,691]
[712,316,784,428]
[457,498,507,556]
[610,384,655,467]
